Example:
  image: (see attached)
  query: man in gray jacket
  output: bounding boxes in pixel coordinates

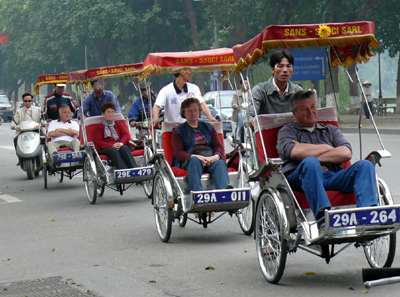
[249,50,302,127]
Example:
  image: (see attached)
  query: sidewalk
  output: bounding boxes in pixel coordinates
[339,113,400,134]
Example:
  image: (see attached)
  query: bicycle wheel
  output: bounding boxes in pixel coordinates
[237,166,253,235]
[84,156,97,204]
[153,171,172,242]
[255,191,287,284]
[364,180,396,268]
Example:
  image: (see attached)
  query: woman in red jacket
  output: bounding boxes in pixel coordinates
[93,102,137,169]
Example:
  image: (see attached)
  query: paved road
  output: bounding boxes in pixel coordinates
[1,122,400,296]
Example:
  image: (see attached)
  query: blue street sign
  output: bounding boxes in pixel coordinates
[291,49,327,81]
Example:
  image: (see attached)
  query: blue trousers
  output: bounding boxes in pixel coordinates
[286,157,378,217]
[182,157,230,191]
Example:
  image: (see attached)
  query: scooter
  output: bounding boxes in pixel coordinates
[9,116,45,179]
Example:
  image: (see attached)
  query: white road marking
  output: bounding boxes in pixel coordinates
[0,193,22,204]
[0,146,14,151]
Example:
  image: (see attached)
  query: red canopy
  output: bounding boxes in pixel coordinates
[67,62,144,84]
[142,48,236,76]
[233,21,379,71]
[34,73,69,95]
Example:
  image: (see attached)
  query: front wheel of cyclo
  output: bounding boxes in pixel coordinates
[84,156,97,205]
[255,191,288,284]
[364,180,396,268]
[153,171,173,242]
[237,165,254,235]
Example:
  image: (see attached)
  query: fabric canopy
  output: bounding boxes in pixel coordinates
[233,21,379,72]
[34,73,69,95]
[142,48,236,76]
[67,62,144,84]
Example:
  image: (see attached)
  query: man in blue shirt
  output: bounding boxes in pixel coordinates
[82,78,121,117]
[44,83,79,121]
[128,82,156,127]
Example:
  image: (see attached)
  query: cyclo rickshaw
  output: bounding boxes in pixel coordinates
[141,48,253,242]
[34,73,86,189]
[232,21,400,283]
[67,63,155,204]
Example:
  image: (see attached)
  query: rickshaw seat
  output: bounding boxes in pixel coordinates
[161,121,234,177]
[254,107,356,208]
[84,114,144,159]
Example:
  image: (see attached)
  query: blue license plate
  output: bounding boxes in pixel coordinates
[115,167,153,179]
[194,189,250,205]
[53,151,85,163]
[329,208,400,228]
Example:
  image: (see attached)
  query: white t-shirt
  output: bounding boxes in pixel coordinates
[155,82,204,122]
[48,119,79,142]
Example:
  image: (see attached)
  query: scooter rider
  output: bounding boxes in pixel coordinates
[128,82,156,128]
[11,93,44,148]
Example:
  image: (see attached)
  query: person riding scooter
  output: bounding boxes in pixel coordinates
[10,93,46,179]
[11,93,44,148]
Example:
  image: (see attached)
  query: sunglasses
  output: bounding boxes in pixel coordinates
[24,100,32,103]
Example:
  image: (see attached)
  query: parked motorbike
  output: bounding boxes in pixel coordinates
[9,116,45,179]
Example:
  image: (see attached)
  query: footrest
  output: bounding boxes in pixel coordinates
[114,165,155,184]
[183,187,251,213]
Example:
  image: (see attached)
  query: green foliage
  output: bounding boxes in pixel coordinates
[0,0,399,101]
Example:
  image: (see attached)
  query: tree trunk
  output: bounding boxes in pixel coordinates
[184,0,205,94]
[347,64,360,114]
[325,54,339,108]
[396,56,400,113]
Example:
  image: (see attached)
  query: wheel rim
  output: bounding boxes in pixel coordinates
[84,157,97,204]
[364,234,395,267]
[143,179,153,198]
[238,201,253,235]
[255,193,287,283]
[153,172,172,241]
[237,168,253,235]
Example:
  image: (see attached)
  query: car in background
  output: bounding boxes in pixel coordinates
[200,90,234,138]
[0,94,13,122]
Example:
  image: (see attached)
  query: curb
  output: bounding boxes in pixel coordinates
[342,127,400,135]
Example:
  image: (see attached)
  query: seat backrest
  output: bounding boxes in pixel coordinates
[254,107,350,168]
[161,121,225,166]
[84,113,131,145]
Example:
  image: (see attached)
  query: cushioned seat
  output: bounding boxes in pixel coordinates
[84,114,144,158]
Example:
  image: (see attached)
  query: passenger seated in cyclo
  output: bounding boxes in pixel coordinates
[276,91,378,229]
[171,98,230,191]
[47,105,82,166]
[92,102,137,170]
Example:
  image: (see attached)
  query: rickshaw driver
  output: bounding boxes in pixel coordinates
[43,83,79,122]
[276,91,378,227]
[82,78,121,117]
[249,50,302,128]
[128,82,157,127]
[152,68,217,125]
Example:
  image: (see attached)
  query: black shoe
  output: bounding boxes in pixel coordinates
[225,184,234,189]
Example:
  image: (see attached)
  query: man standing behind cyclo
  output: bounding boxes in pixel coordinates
[249,50,303,128]
[128,82,156,127]
[82,78,121,117]
[43,83,79,122]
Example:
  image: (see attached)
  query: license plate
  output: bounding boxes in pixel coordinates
[53,151,85,163]
[194,189,250,205]
[115,167,153,179]
[329,208,400,228]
